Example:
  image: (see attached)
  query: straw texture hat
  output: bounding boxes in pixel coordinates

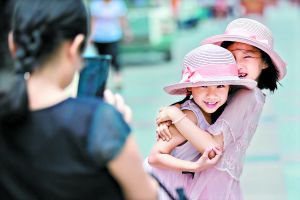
[202,18,287,80]
[164,44,257,95]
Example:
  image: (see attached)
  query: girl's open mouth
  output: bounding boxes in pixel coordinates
[204,101,218,109]
[238,73,247,78]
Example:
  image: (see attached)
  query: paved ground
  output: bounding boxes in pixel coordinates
[105,2,300,199]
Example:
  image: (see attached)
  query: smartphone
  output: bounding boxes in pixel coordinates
[77,55,111,98]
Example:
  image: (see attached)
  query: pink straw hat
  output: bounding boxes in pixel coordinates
[164,44,257,95]
[202,18,287,80]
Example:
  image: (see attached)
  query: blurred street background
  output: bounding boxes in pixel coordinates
[84,0,300,199]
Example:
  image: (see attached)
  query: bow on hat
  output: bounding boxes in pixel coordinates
[180,64,238,84]
[180,66,203,83]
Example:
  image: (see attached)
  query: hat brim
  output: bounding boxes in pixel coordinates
[202,34,287,80]
[164,77,257,95]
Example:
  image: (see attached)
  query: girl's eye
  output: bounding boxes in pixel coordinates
[244,55,253,59]
[200,86,208,88]
[217,85,225,88]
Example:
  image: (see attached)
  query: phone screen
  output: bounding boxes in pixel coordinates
[77,55,111,98]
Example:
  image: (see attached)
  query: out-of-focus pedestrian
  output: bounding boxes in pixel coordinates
[90,0,132,90]
[240,0,266,16]
[0,0,158,199]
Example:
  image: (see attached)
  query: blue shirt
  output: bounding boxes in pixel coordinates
[90,0,127,42]
[0,97,131,199]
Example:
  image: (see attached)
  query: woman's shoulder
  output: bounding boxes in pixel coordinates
[230,88,265,104]
[59,97,119,121]
[69,96,111,109]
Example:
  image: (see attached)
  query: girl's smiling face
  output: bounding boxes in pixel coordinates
[227,42,268,81]
[191,85,229,117]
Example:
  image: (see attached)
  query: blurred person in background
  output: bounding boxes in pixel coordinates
[240,0,266,17]
[89,0,132,91]
[0,0,158,199]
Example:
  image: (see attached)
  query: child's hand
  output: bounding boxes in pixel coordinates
[156,121,172,141]
[193,146,222,172]
[156,105,181,124]
[156,107,172,124]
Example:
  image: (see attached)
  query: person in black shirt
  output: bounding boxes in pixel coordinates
[0,0,158,199]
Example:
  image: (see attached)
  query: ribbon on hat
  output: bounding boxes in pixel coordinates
[225,29,270,47]
[180,64,238,83]
[181,66,202,83]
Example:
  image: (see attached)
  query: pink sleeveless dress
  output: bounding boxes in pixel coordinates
[187,88,266,200]
[144,99,209,200]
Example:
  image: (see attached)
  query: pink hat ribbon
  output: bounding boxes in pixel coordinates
[181,64,238,83]
[225,28,270,47]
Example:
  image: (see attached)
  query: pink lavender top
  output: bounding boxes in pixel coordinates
[144,99,209,200]
[187,87,266,200]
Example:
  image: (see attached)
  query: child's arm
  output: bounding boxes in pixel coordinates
[148,125,222,172]
[148,125,194,171]
[156,106,223,159]
[149,110,220,171]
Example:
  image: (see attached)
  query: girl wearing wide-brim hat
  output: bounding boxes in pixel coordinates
[145,44,256,199]
[155,18,287,199]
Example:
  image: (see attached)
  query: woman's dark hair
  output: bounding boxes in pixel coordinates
[0,0,89,125]
[221,41,279,92]
[0,0,16,69]
[0,0,27,125]
[13,0,88,74]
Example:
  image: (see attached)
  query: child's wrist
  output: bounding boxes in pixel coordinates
[189,161,200,172]
[167,106,182,118]
[172,114,187,124]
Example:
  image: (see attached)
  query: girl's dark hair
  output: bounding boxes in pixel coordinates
[221,41,279,92]
[171,92,192,106]
[0,0,89,125]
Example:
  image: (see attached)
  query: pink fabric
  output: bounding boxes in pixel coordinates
[144,100,209,200]
[146,88,265,199]
[144,159,192,200]
[187,88,265,200]
[201,18,287,80]
[224,28,270,46]
[188,168,242,200]
[181,64,238,83]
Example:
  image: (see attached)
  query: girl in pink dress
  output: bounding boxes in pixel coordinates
[155,18,287,200]
[144,44,257,200]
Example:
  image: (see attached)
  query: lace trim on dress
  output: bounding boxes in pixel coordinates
[214,166,240,181]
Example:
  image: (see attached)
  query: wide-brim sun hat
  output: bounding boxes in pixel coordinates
[164,44,257,95]
[201,18,287,80]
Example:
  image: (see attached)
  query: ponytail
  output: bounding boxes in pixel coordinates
[14,26,46,74]
[0,0,29,126]
[0,72,28,126]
